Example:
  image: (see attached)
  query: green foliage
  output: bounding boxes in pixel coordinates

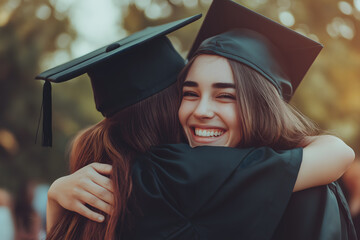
[0,0,79,190]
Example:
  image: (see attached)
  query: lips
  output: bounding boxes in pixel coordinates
[186,126,228,147]
[193,127,225,138]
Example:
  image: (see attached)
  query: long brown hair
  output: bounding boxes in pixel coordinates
[46,83,181,240]
[178,54,320,150]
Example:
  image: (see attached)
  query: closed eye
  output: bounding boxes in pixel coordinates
[217,93,236,100]
[183,91,199,97]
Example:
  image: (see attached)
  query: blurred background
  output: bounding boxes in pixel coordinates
[0,0,360,237]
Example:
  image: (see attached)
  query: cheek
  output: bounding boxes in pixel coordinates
[222,105,241,135]
[221,105,239,124]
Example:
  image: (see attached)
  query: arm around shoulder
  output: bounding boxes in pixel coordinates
[293,135,355,192]
[46,163,114,232]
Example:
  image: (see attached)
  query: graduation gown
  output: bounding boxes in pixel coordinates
[123,144,302,239]
[272,182,357,240]
[352,214,360,238]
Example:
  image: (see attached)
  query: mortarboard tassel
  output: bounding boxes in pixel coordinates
[42,81,52,147]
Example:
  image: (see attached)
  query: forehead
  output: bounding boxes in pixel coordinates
[186,54,234,84]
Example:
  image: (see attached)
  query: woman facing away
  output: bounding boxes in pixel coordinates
[38,15,201,239]
[44,2,356,240]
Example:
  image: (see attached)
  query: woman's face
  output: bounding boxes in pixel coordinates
[178,54,241,148]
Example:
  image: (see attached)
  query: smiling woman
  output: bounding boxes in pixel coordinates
[178,51,319,150]
[179,54,241,148]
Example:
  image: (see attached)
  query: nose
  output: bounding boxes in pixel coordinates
[193,97,215,119]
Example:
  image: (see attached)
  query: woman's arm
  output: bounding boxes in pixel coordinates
[46,136,354,224]
[46,163,114,232]
[293,135,355,192]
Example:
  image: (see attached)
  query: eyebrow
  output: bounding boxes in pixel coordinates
[182,81,198,87]
[212,82,236,89]
[182,81,235,89]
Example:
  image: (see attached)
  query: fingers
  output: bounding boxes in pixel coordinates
[90,162,113,175]
[59,163,115,220]
[82,180,115,206]
[73,201,105,223]
[79,165,115,205]
[86,163,114,193]
[74,187,113,215]
[89,169,114,193]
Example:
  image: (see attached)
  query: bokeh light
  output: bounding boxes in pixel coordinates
[354,0,360,11]
[279,11,295,27]
[36,4,51,20]
[338,1,353,15]
[327,17,355,39]
[183,0,198,9]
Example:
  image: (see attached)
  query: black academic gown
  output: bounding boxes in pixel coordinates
[352,215,360,238]
[122,144,302,240]
[272,182,357,240]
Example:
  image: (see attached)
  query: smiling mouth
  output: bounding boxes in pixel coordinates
[193,127,225,137]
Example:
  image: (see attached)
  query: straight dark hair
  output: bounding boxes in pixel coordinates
[46,82,181,240]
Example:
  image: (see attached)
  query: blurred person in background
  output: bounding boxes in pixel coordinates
[0,188,15,240]
[32,183,50,239]
[14,179,42,240]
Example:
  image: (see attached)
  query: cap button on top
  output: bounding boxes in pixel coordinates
[106,43,121,52]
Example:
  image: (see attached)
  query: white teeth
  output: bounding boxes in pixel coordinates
[194,128,224,137]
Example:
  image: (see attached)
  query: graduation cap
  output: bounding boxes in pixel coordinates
[36,14,202,147]
[188,0,323,101]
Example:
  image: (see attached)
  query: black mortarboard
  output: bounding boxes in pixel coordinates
[36,14,201,147]
[188,0,323,101]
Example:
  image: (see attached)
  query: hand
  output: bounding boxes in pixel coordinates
[47,163,114,224]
